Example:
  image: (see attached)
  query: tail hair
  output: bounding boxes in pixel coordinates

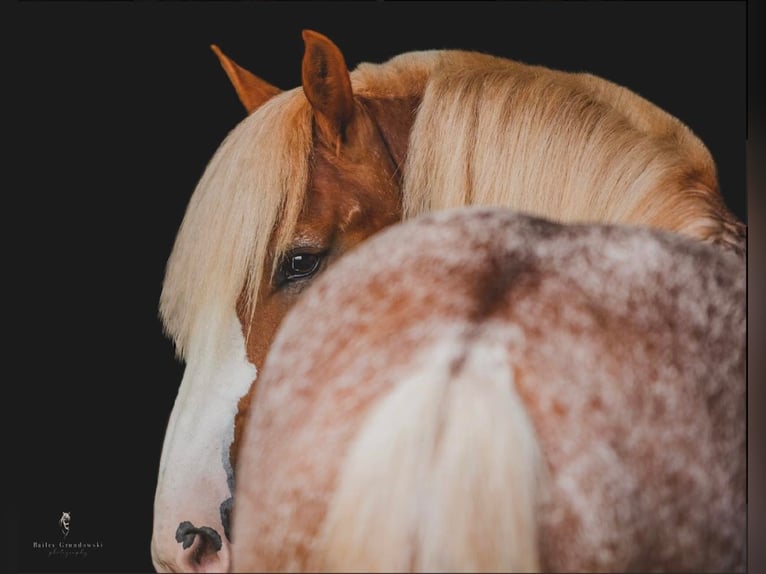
[316,340,544,572]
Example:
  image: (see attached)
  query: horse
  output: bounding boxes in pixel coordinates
[152,30,745,572]
[230,207,746,573]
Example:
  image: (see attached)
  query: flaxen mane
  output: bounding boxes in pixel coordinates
[400,51,740,245]
[160,49,743,361]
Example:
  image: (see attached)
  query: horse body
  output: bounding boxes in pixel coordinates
[153,30,745,571]
[231,208,746,572]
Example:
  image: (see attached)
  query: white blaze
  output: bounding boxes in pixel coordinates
[152,312,256,567]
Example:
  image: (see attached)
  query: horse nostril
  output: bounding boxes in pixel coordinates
[220,497,234,542]
[175,521,223,567]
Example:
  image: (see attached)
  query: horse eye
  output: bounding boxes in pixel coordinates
[280,252,322,282]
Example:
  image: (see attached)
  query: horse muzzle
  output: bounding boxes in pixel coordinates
[152,516,232,573]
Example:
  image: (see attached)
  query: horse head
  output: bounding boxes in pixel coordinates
[152,30,407,573]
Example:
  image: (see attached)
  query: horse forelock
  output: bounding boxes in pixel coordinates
[158,50,451,362]
[159,89,312,361]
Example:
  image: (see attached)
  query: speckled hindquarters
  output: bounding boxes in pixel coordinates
[234,207,745,572]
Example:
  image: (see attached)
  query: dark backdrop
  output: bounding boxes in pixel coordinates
[13,2,748,573]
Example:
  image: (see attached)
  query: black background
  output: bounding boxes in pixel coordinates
[12,2,751,573]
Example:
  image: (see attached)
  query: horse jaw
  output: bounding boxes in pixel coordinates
[152,313,256,573]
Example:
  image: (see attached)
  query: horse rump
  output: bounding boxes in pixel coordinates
[231,206,745,573]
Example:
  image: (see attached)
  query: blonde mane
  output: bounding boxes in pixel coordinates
[401,51,732,240]
[160,48,739,361]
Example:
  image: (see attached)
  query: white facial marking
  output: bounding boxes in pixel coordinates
[152,312,256,566]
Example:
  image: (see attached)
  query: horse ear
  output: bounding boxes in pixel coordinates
[301,30,354,146]
[211,45,281,114]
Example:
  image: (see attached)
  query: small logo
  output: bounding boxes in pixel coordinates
[59,512,70,539]
[30,510,104,561]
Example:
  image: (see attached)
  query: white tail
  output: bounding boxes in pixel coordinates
[316,338,544,572]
